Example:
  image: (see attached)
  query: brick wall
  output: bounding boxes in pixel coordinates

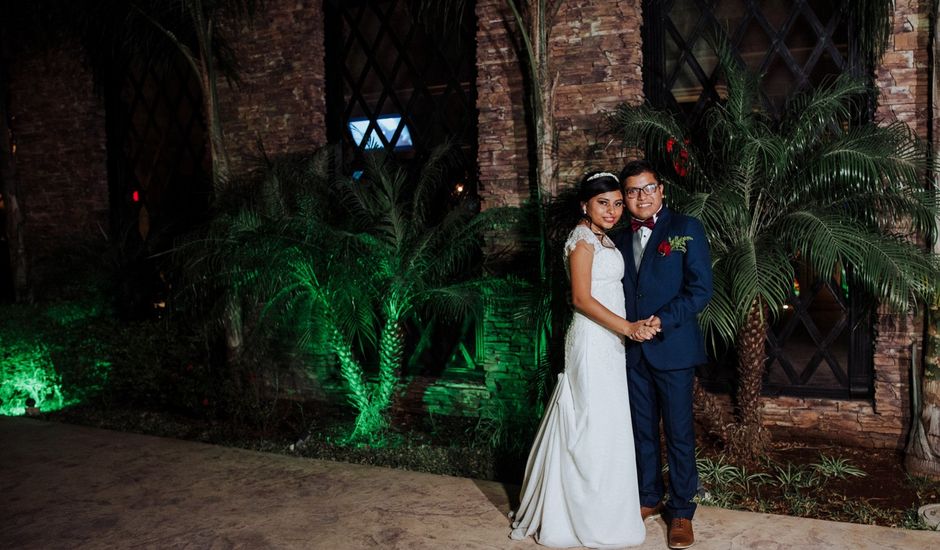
[550,1,645,184]
[217,0,328,175]
[476,0,529,209]
[6,39,109,280]
[476,0,644,209]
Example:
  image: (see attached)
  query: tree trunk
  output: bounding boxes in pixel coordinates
[328,325,381,439]
[693,378,734,444]
[373,316,405,416]
[529,0,558,200]
[905,375,940,479]
[731,297,771,461]
[0,57,28,302]
[906,315,940,479]
[904,0,940,481]
[199,33,231,192]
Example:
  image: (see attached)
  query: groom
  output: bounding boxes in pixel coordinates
[613,160,712,549]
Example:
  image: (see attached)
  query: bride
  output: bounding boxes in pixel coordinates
[510,171,654,548]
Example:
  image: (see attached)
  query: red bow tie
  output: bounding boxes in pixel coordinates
[631,218,655,232]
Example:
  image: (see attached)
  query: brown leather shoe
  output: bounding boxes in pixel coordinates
[668,517,694,549]
[640,502,664,521]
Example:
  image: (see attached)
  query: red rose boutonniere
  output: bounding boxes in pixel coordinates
[659,236,693,257]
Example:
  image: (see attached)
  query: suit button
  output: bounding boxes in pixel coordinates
[637,293,643,298]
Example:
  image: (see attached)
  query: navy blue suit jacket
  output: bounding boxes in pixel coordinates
[613,207,713,371]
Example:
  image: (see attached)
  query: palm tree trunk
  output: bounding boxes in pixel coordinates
[529,0,558,200]
[223,294,243,362]
[0,59,28,303]
[327,325,378,437]
[732,297,770,460]
[373,316,405,416]
[196,19,231,191]
[693,378,734,444]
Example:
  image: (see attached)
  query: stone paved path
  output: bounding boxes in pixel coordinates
[1,417,938,549]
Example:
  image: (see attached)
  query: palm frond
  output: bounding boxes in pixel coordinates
[851,233,939,311]
[780,74,866,152]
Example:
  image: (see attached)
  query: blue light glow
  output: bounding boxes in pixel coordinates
[348,116,413,150]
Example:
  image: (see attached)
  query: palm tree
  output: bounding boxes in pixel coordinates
[180,146,514,441]
[611,60,940,461]
[0,47,27,303]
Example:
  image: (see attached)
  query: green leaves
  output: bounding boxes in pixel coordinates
[178,143,503,439]
[611,54,940,348]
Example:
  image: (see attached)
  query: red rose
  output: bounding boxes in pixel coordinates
[658,241,671,256]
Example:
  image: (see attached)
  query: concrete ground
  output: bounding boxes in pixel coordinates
[1,417,937,549]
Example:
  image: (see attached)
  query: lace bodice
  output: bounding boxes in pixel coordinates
[563,224,625,317]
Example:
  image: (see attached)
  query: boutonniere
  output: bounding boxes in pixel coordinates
[658,235,693,256]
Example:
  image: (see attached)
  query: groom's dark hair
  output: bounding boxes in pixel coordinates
[619,159,658,183]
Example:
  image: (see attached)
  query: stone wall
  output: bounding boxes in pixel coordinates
[5,38,109,282]
[550,1,645,184]
[217,0,328,175]
[470,0,932,450]
[475,0,529,209]
[476,0,645,209]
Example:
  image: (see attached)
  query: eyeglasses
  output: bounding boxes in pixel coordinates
[624,183,660,199]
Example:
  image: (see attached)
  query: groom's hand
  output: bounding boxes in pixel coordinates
[644,316,662,330]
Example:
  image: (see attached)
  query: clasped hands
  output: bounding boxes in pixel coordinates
[624,315,661,342]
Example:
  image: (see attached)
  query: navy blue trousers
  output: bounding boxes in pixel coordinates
[627,358,698,519]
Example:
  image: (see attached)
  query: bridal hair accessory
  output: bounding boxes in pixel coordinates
[587,172,619,182]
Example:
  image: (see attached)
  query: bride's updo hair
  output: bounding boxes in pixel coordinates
[578,171,621,203]
[547,170,623,239]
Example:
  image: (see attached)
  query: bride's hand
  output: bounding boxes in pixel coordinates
[624,318,660,341]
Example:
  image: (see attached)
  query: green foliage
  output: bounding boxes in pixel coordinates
[811,454,868,479]
[900,507,932,530]
[612,49,940,458]
[0,340,68,416]
[178,146,516,441]
[772,463,820,493]
[696,452,875,524]
[840,500,893,525]
[612,55,940,349]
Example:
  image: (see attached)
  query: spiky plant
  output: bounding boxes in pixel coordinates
[181,146,514,441]
[611,59,940,461]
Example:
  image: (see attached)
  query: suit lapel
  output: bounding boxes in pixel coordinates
[619,229,638,284]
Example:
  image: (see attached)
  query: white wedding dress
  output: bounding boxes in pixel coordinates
[510,224,645,548]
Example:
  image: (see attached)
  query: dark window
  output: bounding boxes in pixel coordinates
[764,264,872,398]
[644,0,873,399]
[643,0,865,122]
[324,0,478,195]
[105,49,210,318]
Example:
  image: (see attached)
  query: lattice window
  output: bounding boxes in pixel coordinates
[105,48,210,317]
[765,265,872,398]
[107,49,210,235]
[643,0,864,121]
[323,0,478,194]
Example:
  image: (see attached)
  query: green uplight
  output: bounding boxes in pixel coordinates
[0,342,73,416]
[43,301,103,325]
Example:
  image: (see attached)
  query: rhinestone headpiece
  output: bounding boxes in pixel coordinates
[587,172,619,183]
